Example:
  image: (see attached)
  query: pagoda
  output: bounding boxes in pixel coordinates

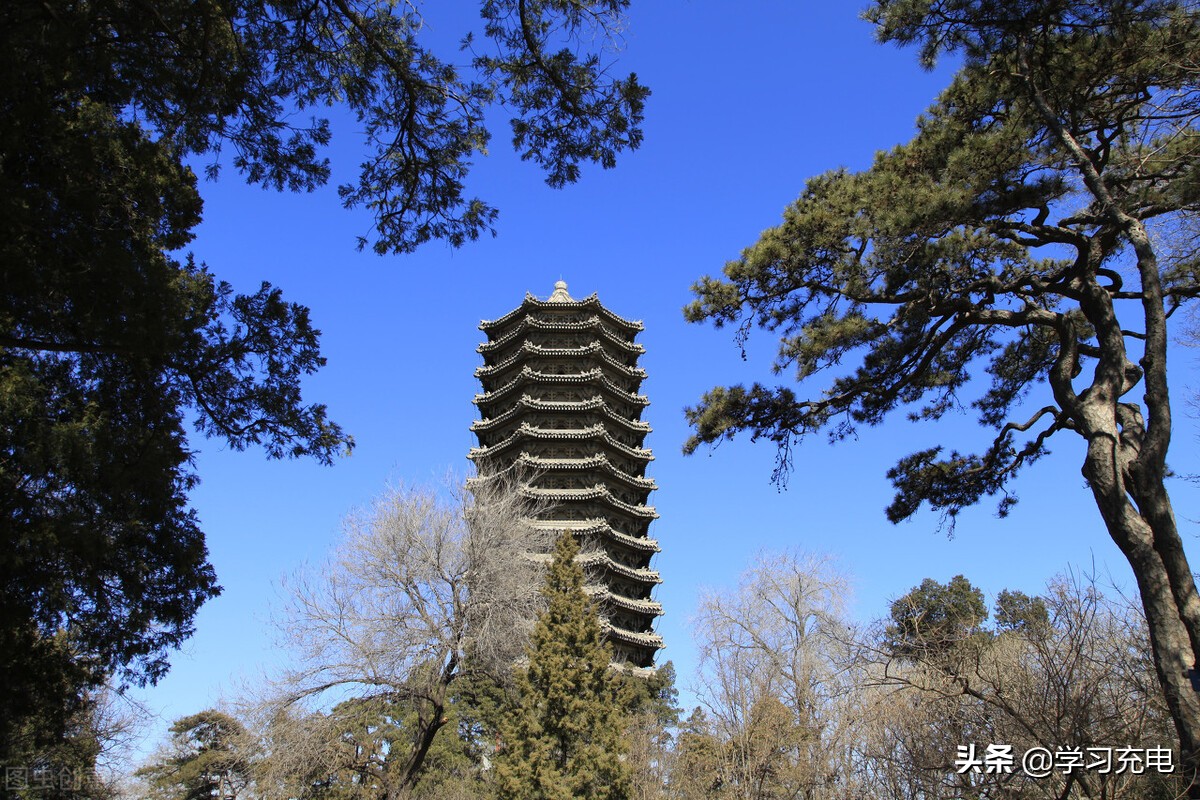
[469,280,664,668]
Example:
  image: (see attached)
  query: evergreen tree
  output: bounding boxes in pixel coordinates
[670,708,725,800]
[137,710,255,800]
[2,0,646,756]
[684,0,1200,788]
[885,575,989,659]
[493,533,630,800]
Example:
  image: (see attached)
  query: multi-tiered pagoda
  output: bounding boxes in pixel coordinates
[469,280,663,668]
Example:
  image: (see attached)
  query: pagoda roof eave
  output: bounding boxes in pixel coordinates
[480,293,643,334]
[471,395,652,437]
[521,485,659,520]
[474,367,649,411]
[528,519,660,553]
[475,341,647,382]
[468,459,657,496]
[586,587,664,617]
[515,453,657,491]
[469,427,654,466]
[601,622,665,648]
[478,315,645,356]
[578,552,662,585]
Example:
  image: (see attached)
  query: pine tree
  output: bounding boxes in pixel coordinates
[137,710,255,800]
[493,533,630,800]
[3,0,645,753]
[683,2,1200,789]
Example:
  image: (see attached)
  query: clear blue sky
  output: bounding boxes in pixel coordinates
[129,0,1200,759]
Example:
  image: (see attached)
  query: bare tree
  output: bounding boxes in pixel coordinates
[90,686,156,799]
[256,475,552,799]
[856,573,1181,800]
[691,551,862,800]
[617,662,682,800]
[691,556,1179,800]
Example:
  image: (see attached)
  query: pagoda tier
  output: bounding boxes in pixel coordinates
[470,281,663,668]
[475,370,649,422]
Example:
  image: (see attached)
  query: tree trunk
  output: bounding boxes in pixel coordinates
[391,691,449,800]
[1082,431,1200,798]
[1066,209,1199,795]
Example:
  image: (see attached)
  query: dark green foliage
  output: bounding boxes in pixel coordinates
[407,716,482,800]
[683,5,1200,786]
[493,533,630,800]
[408,684,499,800]
[137,710,255,800]
[0,630,93,771]
[3,0,647,256]
[3,687,108,800]
[684,0,1200,520]
[1,0,646,760]
[274,678,500,799]
[615,659,680,725]
[885,577,1050,659]
[0,106,336,750]
[308,691,490,800]
[0,100,227,757]
[885,575,989,657]
[993,588,1050,634]
[670,708,725,800]
[476,1,649,191]
[288,696,409,800]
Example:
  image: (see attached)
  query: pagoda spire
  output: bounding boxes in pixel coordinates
[547,279,574,302]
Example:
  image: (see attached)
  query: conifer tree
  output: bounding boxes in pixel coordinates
[2,0,646,755]
[684,1,1200,789]
[137,710,255,800]
[493,533,630,800]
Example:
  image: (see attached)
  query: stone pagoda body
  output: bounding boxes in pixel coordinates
[469,280,663,668]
